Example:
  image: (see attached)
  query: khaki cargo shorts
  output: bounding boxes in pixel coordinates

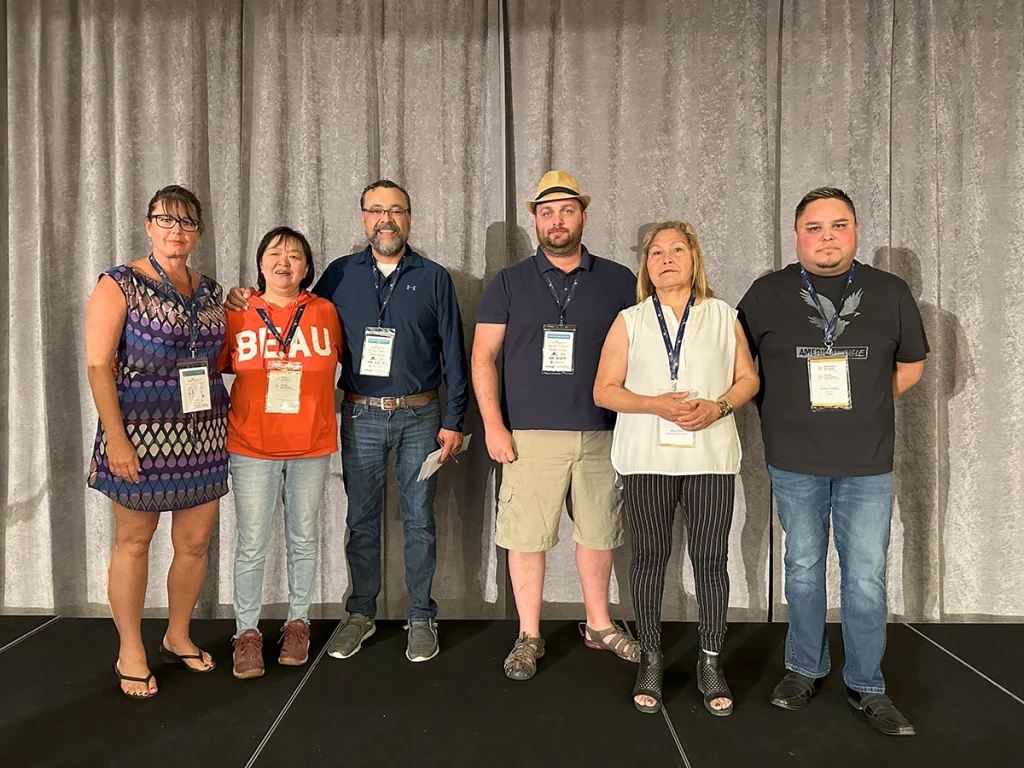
[495,429,624,553]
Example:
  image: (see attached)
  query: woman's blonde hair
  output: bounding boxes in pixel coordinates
[636,220,713,303]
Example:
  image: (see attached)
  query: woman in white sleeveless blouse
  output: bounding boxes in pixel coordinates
[594,221,759,716]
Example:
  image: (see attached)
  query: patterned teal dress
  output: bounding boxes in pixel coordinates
[88,264,229,511]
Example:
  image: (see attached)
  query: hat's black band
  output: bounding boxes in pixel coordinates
[534,185,580,201]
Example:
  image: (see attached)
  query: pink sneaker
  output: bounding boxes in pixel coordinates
[278,620,310,666]
[232,630,264,679]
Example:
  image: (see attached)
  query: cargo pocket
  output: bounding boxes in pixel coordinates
[497,474,515,507]
[495,475,516,546]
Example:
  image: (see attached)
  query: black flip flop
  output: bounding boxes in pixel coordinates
[115,662,157,699]
[160,643,216,672]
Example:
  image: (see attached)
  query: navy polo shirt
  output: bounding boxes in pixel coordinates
[476,245,636,431]
[313,246,468,432]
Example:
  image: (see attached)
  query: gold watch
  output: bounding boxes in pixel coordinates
[716,398,734,418]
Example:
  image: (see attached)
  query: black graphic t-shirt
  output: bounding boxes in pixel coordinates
[737,261,929,477]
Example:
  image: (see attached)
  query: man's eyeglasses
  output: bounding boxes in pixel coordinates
[148,214,200,232]
[361,207,410,220]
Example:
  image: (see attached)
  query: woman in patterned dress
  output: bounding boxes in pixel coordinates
[85,185,228,698]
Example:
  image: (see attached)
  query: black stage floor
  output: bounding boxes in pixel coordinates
[0,617,1021,767]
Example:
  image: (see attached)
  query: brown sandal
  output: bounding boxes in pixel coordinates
[579,622,639,662]
[503,633,545,681]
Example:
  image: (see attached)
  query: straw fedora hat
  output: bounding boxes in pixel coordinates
[524,170,591,214]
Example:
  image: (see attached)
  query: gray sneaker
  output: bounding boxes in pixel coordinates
[327,613,376,659]
[406,618,439,662]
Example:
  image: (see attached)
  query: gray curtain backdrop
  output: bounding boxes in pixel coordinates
[2,0,1021,622]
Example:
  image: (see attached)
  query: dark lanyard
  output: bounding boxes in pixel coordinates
[372,257,405,326]
[799,263,857,350]
[543,271,580,326]
[651,293,695,383]
[150,254,200,354]
[256,304,306,358]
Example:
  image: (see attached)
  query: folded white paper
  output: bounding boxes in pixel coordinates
[417,433,473,482]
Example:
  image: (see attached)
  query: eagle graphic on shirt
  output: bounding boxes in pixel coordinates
[800,288,863,342]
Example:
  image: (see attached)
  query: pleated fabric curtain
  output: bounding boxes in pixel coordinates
[2,0,1022,621]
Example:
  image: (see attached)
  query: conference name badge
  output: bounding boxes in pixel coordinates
[541,324,576,375]
[657,386,696,447]
[177,357,212,414]
[360,326,396,377]
[807,355,852,410]
[265,359,302,414]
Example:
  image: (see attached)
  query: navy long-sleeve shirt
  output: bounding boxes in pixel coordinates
[313,246,468,432]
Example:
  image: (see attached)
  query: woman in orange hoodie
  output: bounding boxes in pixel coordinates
[218,226,342,679]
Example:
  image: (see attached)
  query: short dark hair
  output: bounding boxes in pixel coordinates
[794,187,857,228]
[360,179,412,212]
[255,226,316,292]
[147,185,204,234]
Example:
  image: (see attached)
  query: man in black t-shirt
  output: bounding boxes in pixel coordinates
[738,187,928,737]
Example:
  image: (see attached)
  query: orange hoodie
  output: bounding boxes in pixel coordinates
[219,291,342,459]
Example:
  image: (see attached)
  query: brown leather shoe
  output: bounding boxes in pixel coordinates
[232,630,265,679]
[278,620,310,666]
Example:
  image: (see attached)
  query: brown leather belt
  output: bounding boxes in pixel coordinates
[343,389,439,411]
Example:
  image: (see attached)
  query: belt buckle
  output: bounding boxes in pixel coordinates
[379,396,399,410]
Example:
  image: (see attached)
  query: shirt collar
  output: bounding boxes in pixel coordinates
[534,244,593,274]
[356,245,424,270]
[789,259,860,279]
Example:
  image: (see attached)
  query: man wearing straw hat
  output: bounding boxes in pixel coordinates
[472,170,639,680]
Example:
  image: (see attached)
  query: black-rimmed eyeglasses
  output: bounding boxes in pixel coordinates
[361,207,410,219]
[148,214,200,232]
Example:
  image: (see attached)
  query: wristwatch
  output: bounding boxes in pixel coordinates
[715,398,734,418]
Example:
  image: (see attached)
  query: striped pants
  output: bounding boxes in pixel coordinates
[623,473,736,653]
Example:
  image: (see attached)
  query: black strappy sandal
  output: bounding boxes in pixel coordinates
[696,650,733,716]
[160,642,216,672]
[632,650,664,714]
[114,662,157,699]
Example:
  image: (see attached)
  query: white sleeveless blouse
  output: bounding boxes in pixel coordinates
[610,296,741,475]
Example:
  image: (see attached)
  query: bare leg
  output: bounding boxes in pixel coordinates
[163,500,219,670]
[576,543,613,629]
[109,503,160,695]
[508,550,545,637]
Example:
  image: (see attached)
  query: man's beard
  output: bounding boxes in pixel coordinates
[370,225,408,257]
[814,253,846,270]
[537,225,583,257]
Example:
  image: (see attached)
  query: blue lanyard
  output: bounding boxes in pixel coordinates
[543,271,580,325]
[256,304,306,357]
[372,257,405,326]
[651,293,695,383]
[150,254,200,354]
[798,263,856,350]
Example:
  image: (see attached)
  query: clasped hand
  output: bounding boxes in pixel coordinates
[650,392,720,432]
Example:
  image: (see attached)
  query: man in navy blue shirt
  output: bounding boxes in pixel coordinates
[227,180,467,664]
[472,170,638,680]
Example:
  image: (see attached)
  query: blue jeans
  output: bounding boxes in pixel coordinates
[340,399,440,620]
[768,465,893,694]
[229,452,332,637]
